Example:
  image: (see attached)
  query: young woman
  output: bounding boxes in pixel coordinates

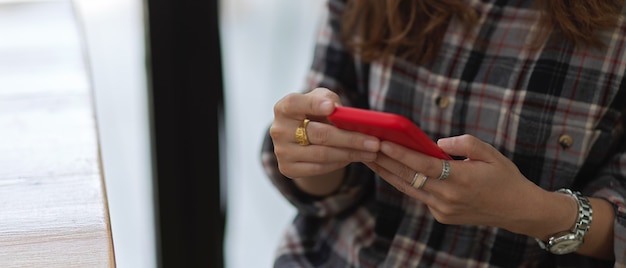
[262,0,623,266]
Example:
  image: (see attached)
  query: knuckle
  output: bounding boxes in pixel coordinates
[459,134,474,143]
[269,124,283,140]
[321,89,339,100]
[311,87,331,96]
[310,87,324,94]
[279,93,300,114]
[460,134,481,156]
[272,101,283,116]
[277,163,294,178]
[274,94,291,113]
[469,141,479,155]
[273,102,283,116]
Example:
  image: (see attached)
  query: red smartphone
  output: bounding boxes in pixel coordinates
[327,106,452,160]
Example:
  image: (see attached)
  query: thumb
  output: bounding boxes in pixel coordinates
[437,134,499,162]
[307,88,341,117]
[275,88,340,120]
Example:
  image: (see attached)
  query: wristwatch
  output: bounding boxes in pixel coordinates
[535,188,593,255]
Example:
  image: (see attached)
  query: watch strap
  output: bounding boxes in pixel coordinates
[558,188,592,239]
[535,188,593,254]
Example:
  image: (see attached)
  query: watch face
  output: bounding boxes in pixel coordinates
[549,235,582,255]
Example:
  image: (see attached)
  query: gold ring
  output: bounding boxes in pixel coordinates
[295,119,311,146]
[410,172,428,189]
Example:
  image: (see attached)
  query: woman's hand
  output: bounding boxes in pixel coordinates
[364,134,575,238]
[270,88,380,183]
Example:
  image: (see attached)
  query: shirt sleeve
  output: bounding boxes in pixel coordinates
[259,0,374,218]
[583,128,626,264]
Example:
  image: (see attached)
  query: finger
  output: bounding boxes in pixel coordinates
[371,153,417,183]
[306,120,380,152]
[364,161,413,193]
[364,161,438,204]
[284,143,378,163]
[306,88,344,122]
[371,159,472,225]
[278,160,348,179]
[274,88,341,120]
[379,141,446,180]
[437,134,499,162]
[373,151,444,189]
[270,116,380,152]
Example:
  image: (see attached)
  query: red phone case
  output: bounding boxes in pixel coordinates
[327,106,452,160]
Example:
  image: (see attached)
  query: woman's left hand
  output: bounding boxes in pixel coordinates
[364,134,555,234]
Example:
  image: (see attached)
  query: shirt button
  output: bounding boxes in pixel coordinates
[435,96,450,109]
[558,134,574,149]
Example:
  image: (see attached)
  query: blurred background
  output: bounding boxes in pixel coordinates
[73,0,154,267]
[72,0,324,267]
[220,0,324,267]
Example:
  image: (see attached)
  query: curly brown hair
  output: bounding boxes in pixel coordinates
[341,0,624,64]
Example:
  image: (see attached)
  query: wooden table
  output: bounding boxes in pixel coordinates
[0,0,115,266]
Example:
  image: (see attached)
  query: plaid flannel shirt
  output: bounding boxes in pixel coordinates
[261,0,626,266]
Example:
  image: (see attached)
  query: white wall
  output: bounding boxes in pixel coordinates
[73,1,156,267]
[220,0,325,267]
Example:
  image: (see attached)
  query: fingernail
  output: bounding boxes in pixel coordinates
[320,101,333,112]
[380,143,392,153]
[437,138,451,147]
[364,140,379,151]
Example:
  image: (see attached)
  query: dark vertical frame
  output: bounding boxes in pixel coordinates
[145,0,224,267]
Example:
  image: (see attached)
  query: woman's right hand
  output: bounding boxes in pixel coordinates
[269,88,381,180]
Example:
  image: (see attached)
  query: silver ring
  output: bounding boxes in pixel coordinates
[437,160,450,180]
